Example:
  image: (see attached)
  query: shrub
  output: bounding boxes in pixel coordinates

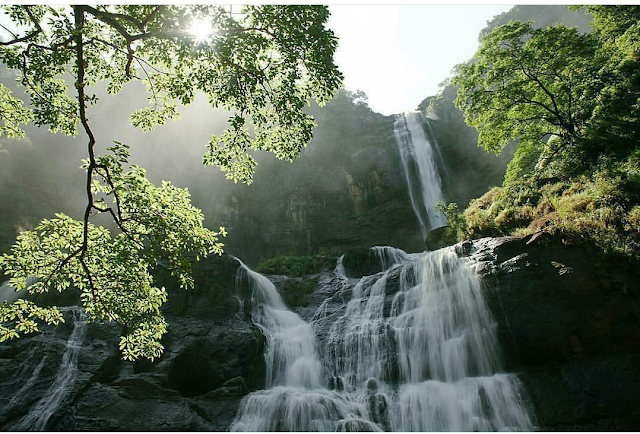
[442,153,639,262]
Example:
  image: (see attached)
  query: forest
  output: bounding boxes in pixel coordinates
[0,4,638,432]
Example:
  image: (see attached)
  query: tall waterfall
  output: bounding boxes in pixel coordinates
[393,111,447,238]
[231,251,534,431]
[12,307,87,431]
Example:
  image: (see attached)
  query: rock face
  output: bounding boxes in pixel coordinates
[208,109,427,264]
[1,235,638,431]
[308,235,640,431]
[463,235,640,431]
[0,255,266,432]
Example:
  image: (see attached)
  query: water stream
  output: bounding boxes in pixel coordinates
[230,259,377,432]
[393,111,447,238]
[12,307,87,431]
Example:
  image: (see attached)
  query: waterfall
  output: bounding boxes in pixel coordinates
[334,254,346,277]
[230,260,376,432]
[231,251,534,431]
[12,307,87,431]
[237,260,323,389]
[393,111,447,238]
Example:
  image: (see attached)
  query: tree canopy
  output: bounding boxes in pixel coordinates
[454,6,639,179]
[454,21,600,161]
[0,5,342,360]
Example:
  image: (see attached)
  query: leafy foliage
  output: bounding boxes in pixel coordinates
[442,6,639,263]
[438,151,640,261]
[455,21,601,166]
[0,145,226,360]
[577,6,640,157]
[434,201,466,247]
[281,276,318,307]
[454,6,639,177]
[0,5,341,360]
[0,84,31,139]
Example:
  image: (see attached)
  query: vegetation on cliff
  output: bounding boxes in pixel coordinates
[256,254,335,277]
[437,6,639,261]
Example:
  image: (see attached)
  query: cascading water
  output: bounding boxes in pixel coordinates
[231,249,534,431]
[328,247,534,431]
[12,307,87,431]
[230,259,378,432]
[393,111,447,238]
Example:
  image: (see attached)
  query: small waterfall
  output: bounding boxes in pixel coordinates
[335,254,346,277]
[393,111,447,238]
[13,307,87,431]
[231,260,375,432]
[237,260,323,389]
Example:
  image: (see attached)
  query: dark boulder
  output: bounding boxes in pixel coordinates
[341,248,383,278]
[424,225,449,251]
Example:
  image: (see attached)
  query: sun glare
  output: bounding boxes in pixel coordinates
[189,18,214,43]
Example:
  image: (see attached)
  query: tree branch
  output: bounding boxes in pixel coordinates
[0,6,42,46]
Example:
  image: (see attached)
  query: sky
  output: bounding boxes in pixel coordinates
[328,5,513,115]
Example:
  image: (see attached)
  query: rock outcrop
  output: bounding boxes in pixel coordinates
[464,234,640,431]
[0,255,266,432]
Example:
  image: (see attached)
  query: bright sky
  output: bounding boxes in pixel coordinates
[328,5,513,115]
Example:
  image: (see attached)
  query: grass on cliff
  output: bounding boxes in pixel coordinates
[437,150,640,261]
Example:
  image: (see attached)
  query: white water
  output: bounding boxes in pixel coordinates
[393,111,447,238]
[232,249,534,431]
[231,260,377,432]
[13,307,87,431]
[335,254,346,277]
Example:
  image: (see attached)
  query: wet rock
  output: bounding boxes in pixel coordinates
[466,235,640,430]
[2,233,639,431]
[341,248,383,278]
[0,311,265,432]
[424,225,449,251]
